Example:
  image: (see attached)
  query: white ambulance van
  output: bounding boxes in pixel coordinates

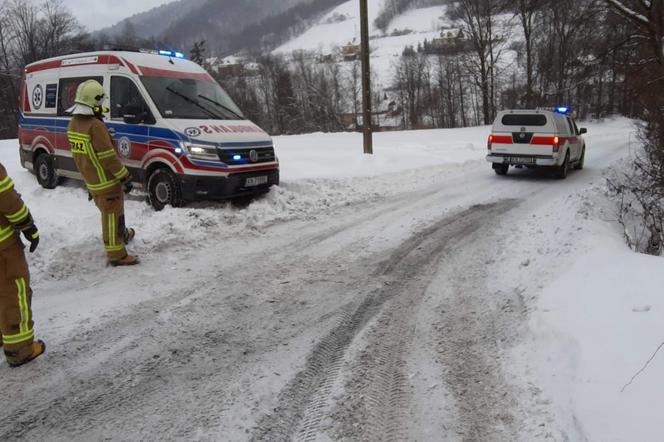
[18,49,279,210]
[486,108,587,179]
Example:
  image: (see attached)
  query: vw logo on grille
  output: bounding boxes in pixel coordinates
[249,149,258,162]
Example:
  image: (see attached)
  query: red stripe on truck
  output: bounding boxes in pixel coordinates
[491,135,513,144]
[531,136,559,145]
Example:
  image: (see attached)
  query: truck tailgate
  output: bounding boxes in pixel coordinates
[491,133,554,156]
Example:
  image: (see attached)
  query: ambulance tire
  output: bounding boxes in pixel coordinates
[148,168,183,211]
[35,153,60,189]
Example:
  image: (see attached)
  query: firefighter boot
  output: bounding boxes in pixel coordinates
[124,228,135,245]
[7,340,45,368]
[109,254,140,267]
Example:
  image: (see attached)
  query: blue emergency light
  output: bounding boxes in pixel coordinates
[233,154,242,161]
[159,50,185,59]
[555,106,572,115]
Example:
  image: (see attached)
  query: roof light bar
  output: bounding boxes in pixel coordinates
[158,50,185,59]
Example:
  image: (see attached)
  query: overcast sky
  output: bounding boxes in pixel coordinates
[64,0,168,31]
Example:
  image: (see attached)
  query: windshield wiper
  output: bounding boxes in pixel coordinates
[165,87,223,119]
[197,94,244,120]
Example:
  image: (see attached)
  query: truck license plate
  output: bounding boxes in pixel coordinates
[510,157,535,164]
[245,176,268,187]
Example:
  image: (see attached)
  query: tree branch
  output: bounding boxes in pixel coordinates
[605,0,650,26]
[621,341,664,392]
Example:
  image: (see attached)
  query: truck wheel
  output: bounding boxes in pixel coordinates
[555,152,570,179]
[493,163,509,176]
[35,153,60,189]
[574,146,585,170]
[147,168,183,211]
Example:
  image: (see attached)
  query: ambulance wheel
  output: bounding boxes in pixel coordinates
[35,153,60,189]
[148,168,183,211]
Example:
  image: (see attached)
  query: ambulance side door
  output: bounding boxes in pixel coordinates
[108,75,155,180]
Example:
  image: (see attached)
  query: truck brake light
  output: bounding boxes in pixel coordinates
[553,136,561,153]
[488,134,493,151]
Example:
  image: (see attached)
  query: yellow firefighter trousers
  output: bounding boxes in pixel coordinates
[92,185,127,262]
[0,239,35,364]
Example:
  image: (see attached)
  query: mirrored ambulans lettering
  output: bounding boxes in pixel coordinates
[199,124,263,134]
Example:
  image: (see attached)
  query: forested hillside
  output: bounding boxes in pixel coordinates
[97,0,344,54]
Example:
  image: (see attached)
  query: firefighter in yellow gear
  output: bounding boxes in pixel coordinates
[0,162,46,367]
[67,80,139,266]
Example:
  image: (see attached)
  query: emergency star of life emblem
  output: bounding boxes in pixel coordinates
[32,85,43,110]
[185,127,201,137]
[117,137,132,158]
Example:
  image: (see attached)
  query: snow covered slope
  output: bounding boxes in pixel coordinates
[273,0,455,84]
[0,118,662,441]
[272,0,517,87]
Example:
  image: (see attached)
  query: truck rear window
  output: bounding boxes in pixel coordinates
[501,114,547,126]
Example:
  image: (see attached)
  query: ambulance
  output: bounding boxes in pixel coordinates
[18,49,279,210]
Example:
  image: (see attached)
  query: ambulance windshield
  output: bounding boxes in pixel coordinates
[141,76,244,120]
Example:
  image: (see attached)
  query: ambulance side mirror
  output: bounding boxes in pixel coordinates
[579,128,587,135]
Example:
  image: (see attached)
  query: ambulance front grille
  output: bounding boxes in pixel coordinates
[218,147,276,164]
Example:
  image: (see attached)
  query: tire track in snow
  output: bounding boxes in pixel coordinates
[252,200,519,441]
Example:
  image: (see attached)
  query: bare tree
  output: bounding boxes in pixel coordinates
[512,0,541,107]
[450,0,506,124]
[604,0,664,254]
[393,50,430,129]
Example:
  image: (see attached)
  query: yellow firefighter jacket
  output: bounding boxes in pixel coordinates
[67,116,129,196]
[0,163,36,252]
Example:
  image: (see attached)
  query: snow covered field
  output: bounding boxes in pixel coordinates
[1,117,662,441]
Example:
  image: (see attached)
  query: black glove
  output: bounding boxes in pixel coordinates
[123,180,133,194]
[22,226,39,253]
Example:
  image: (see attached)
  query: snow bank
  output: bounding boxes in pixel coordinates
[531,212,664,442]
[0,124,488,283]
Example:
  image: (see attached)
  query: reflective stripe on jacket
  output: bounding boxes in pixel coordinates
[67,116,129,195]
[0,163,35,251]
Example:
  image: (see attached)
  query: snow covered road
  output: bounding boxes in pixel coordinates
[2,118,662,441]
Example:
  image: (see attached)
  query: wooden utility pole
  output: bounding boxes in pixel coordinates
[360,0,373,154]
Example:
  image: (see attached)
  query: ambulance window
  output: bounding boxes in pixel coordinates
[57,77,103,116]
[111,76,150,120]
[45,84,58,109]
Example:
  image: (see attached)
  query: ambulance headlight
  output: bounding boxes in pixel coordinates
[181,142,219,161]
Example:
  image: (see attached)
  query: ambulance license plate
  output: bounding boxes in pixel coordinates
[245,176,268,187]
